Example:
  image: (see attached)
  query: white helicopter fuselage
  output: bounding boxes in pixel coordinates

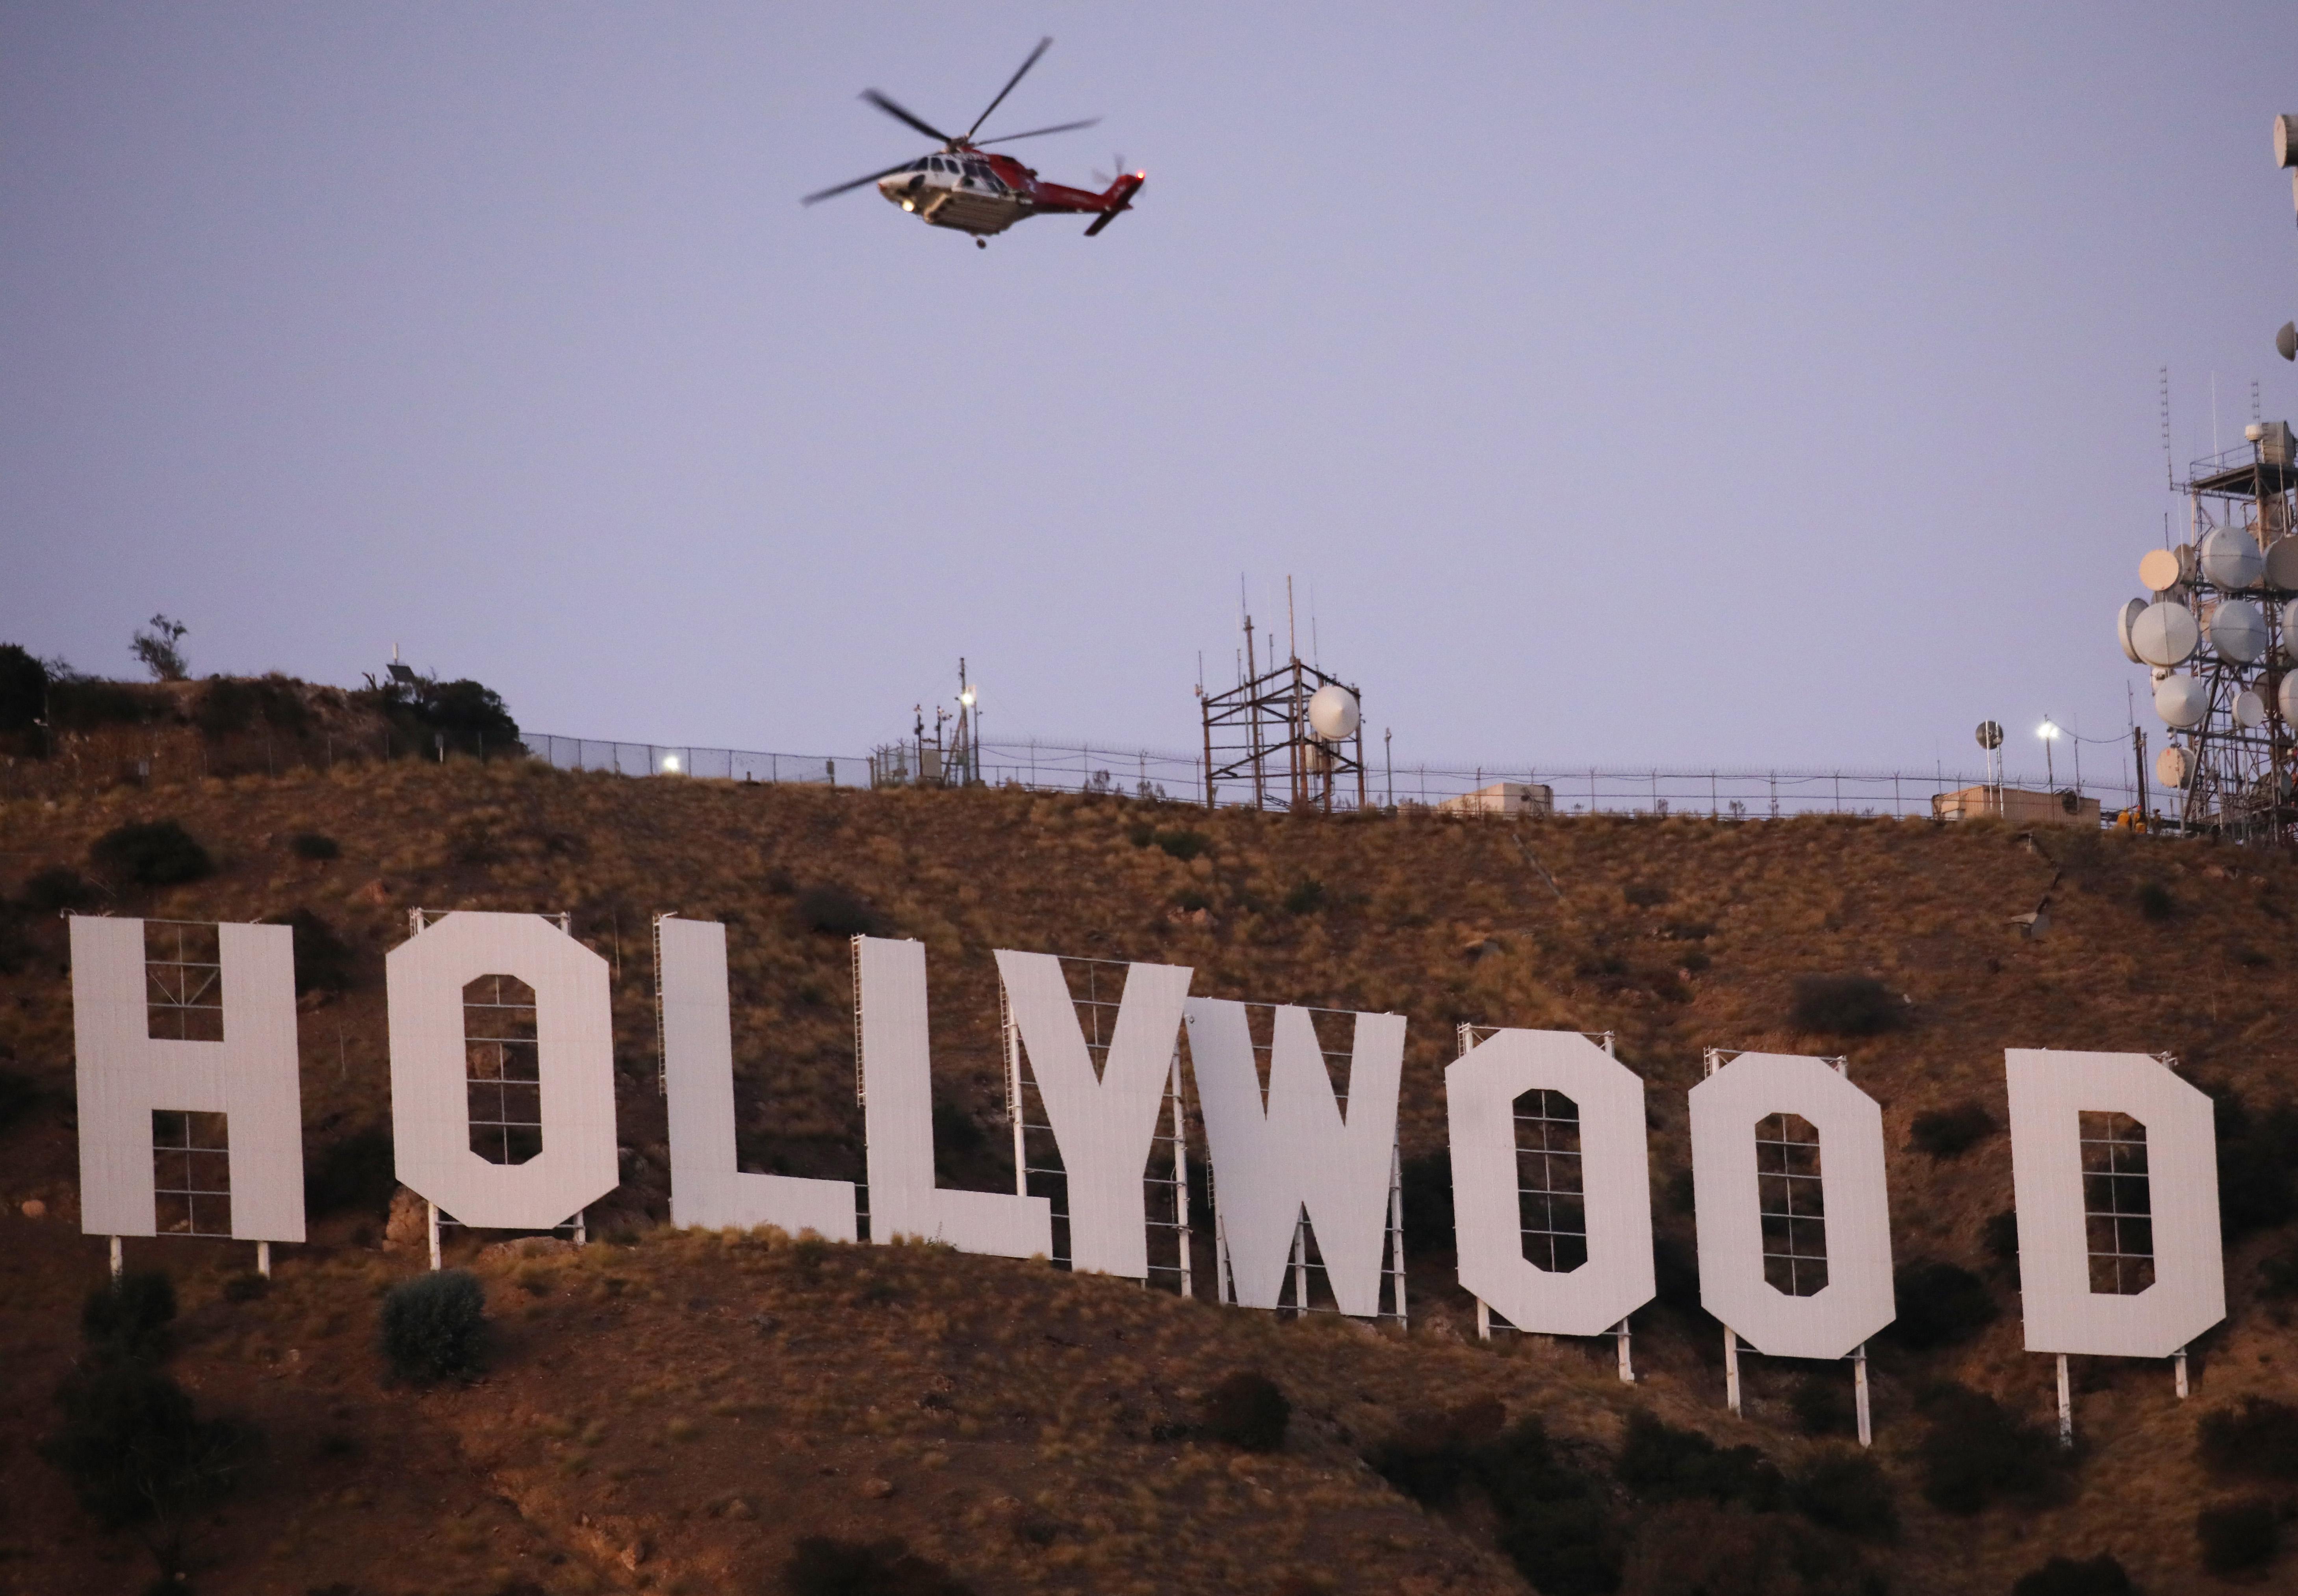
[877,153,1034,236]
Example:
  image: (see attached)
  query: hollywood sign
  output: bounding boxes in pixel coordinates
[71,911,2224,1419]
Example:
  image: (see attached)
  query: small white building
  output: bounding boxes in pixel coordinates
[1437,781,1555,817]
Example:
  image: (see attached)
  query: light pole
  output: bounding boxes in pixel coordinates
[2038,717,2061,790]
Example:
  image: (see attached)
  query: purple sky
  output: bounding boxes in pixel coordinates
[5,4,2294,783]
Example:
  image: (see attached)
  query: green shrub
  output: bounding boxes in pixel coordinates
[1983,1210,2021,1271]
[378,1269,487,1383]
[267,906,355,994]
[2196,1498,2279,1575]
[2136,881,2175,921]
[82,1270,177,1364]
[47,676,169,731]
[2011,1552,2133,1596]
[1788,974,1899,1036]
[1791,1371,1855,1438]
[1789,1448,1897,1542]
[0,643,46,740]
[2259,1242,2298,1299]
[1153,829,1208,862]
[780,1535,975,1596]
[2197,1396,2298,1480]
[1198,1371,1288,1452]
[19,864,99,912]
[41,1360,258,1531]
[1916,1385,2064,1513]
[1282,877,1327,915]
[1622,882,1671,907]
[305,1127,397,1218]
[289,832,341,861]
[1909,1100,1996,1159]
[1478,1419,1622,1596]
[1366,1397,1504,1506]
[0,1067,41,1133]
[220,1271,268,1304]
[796,884,881,938]
[2212,1088,2298,1241]
[1887,1260,1997,1351]
[1616,1411,1781,1509]
[89,820,213,888]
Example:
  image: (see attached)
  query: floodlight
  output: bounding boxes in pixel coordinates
[960,688,976,707]
[661,754,681,774]
[2037,719,2060,740]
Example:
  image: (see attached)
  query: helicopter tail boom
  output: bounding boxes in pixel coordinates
[1081,173,1145,236]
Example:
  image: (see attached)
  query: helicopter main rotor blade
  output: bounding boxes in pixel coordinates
[966,35,1052,140]
[801,158,918,206]
[976,117,1101,147]
[861,89,957,147]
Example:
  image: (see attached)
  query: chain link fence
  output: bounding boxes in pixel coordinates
[525,731,2140,821]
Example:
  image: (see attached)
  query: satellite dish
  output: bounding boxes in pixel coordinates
[2209,598,2269,663]
[2116,598,2148,663]
[2265,539,2298,592]
[2285,599,2298,663]
[2281,674,2298,724]
[2129,600,2200,667]
[2154,674,2209,728]
[2200,525,2265,588]
[2156,745,2192,789]
[2235,688,2270,729]
[2279,321,2297,363]
[1306,683,1360,742]
[2176,542,2200,584]
[2138,548,2184,593]
[1975,720,2004,750]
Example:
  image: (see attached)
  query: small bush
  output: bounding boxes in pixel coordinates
[2259,1242,2298,1299]
[0,643,46,741]
[780,1535,975,1596]
[2213,1088,2298,1242]
[1790,1448,1898,1542]
[1916,1385,2064,1513]
[1910,1100,1996,1160]
[1788,974,1900,1037]
[289,832,340,861]
[1479,1419,1622,1596]
[1622,882,1671,907]
[1983,1210,2021,1270]
[221,1272,268,1304]
[378,1269,487,1383]
[1282,877,1327,915]
[2197,1396,2298,1480]
[2011,1552,2134,1596]
[1790,1371,1855,1437]
[1366,1397,1504,1507]
[2197,1497,2279,1575]
[1199,1371,1289,1452]
[1152,829,1207,861]
[2136,882,2176,922]
[89,821,213,888]
[1887,1260,1998,1351]
[266,906,355,994]
[306,1128,397,1218]
[19,865,99,913]
[795,884,880,938]
[82,1271,177,1364]
[41,1360,258,1531]
[1616,1411,1781,1509]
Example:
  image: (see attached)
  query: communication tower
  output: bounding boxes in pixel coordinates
[2120,421,2298,842]
[869,659,982,789]
[1198,584,1367,812]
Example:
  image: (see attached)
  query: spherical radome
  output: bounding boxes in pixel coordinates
[2200,525,2264,589]
[1307,683,1359,741]
[2129,601,2200,667]
[2154,675,2209,728]
[2209,599,2268,664]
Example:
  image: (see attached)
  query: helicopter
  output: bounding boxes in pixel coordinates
[801,37,1143,248]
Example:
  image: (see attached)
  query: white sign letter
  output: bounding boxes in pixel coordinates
[2006,1049,2224,1358]
[1690,1052,1894,1359]
[995,950,1192,1279]
[661,917,856,1240]
[856,937,1051,1257]
[72,917,305,1242]
[1184,998,1404,1317]
[1447,1029,1653,1336]
[386,911,619,1230]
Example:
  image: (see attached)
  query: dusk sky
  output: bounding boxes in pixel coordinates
[4,4,2294,785]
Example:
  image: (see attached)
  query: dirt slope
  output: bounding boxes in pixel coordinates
[2,758,2295,1594]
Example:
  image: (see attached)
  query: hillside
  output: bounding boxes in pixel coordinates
[4,755,2298,1595]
